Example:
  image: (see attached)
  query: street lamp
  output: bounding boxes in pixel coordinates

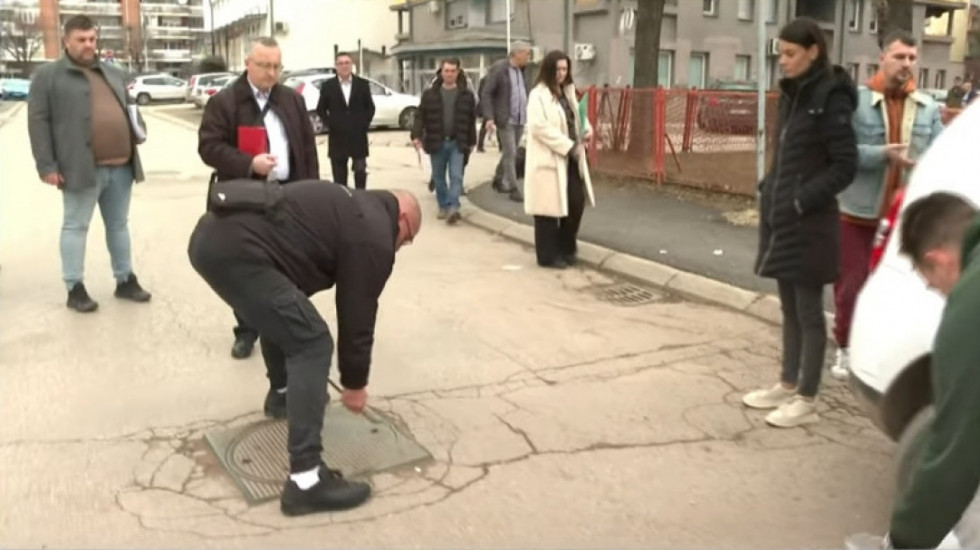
[755,0,766,183]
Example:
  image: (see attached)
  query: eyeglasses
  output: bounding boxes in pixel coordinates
[252,61,283,72]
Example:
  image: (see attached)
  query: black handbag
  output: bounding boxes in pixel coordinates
[206,176,284,216]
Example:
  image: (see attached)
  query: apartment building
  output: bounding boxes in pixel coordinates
[207,0,398,76]
[0,0,206,76]
[389,0,970,91]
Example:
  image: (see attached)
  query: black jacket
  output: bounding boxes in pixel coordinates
[187,181,398,390]
[315,75,376,159]
[198,73,319,184]
[411,78,478,154]
[754,65,858,285]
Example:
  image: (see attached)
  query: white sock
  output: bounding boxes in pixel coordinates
[276,387,287,394]
[290,466,320,490]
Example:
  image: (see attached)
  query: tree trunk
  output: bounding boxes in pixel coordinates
[628,0,666,157]
[875,0,914,48]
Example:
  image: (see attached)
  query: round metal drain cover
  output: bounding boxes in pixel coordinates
[228,422,290,484]
[590,283,660,306]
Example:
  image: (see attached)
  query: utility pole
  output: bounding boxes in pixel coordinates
[755,0,766,183]
[209,0,216,56]
[563,0,570,52]
[506,0,511,51]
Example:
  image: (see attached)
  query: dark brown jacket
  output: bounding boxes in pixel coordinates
[198,72,319,183]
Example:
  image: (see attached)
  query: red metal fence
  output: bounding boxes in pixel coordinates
[580,86,780,197]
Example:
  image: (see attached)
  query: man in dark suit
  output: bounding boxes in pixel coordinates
[198,36,319,363]
[316,53,376,189]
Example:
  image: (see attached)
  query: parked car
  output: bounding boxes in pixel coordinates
[847,100,980,548]
[281,67,336,81]
[282,74,419,135]
[192,75,236,109]
[0,78,31,100]
[186,71,234,103]
[127,74,187,105]
[696,80,760,134]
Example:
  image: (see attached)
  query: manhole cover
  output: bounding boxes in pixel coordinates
[204,403,433,504]
[589,283,661,306]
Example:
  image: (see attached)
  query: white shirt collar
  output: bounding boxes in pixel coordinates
[247,77,272,100]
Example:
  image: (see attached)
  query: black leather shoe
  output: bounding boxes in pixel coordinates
[231,335,255,359]
[538,259,568,270]
[67,283,98,313]
[264,388,287,419]
[508,188,523,202]
[114,274,151,302]
[563,255,578,266]
[280,464,371,516]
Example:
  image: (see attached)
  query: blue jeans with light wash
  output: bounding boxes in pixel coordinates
[60,164,135,290]
[430,139,464,211]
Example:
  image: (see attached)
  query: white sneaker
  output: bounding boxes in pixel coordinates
[830,348,850,381]
[765,396,819,428]
[742,383,796,410]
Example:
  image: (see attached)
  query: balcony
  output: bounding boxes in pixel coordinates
[149,48,192,61]
[140,2,203,17]
[145,26,195,39]
[59,1,121,16]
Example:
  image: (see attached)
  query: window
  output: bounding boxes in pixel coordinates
[848,0,862,31]
[936,69,946,89]
[870,14,878,33]
[735,54,751,80]
[659,51,674,86]
[866,63,879,78]
[918,68,929,88]
[489,0,512,23]
[446,0,468,29]
[689,52,708,87]
[846,62,860,81]
[738,0,754,20]
[368,81,387,96]
[703,0,716,16]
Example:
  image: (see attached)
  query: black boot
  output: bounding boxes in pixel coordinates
[280,463,372,516]
[231,334,256,359]
[67,283,98,313]
[114,274,151,302]
[264,388,287,419]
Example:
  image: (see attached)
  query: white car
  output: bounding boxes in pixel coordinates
[192,75,236,109]
[848,100,980,548]
[127,74,187,105]
[186,72,235,103]
[282,74,419,134]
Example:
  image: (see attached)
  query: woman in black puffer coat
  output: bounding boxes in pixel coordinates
[743,17,858,429]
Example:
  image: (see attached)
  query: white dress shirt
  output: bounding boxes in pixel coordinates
[248,79,291,182]
[340,76,352,105]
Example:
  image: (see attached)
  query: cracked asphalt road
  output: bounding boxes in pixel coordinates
[0,105,894,548]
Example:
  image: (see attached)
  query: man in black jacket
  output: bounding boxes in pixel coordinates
[316,53,376,189]
[187,180,422,517]
[198,36,319,360]
[412,59,477,224]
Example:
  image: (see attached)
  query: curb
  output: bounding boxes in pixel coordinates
[461,192,836,331]
[143,108,198,132]
[0,102,25,127]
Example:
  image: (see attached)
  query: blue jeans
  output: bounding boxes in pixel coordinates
[61,165,134,290]
[431,140,464,210]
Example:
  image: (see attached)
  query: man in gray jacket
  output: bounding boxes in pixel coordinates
[28,15,151,313]
[481,41,532,202]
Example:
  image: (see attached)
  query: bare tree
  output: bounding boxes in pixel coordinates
[874,0,914,47]
[629,0,667,154]
[125,24,145,73]
[0,9,43,72]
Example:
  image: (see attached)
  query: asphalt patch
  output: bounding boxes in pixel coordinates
[204,403,433,504]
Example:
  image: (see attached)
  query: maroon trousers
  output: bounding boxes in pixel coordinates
[833,218,878,348]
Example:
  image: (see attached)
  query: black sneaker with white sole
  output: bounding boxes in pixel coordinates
[280,464,372,516]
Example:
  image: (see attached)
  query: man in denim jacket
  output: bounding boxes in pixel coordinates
[831,30,944,379]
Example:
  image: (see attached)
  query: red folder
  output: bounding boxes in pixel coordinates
[237,126,268,157]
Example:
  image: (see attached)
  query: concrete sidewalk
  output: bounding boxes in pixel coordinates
[0,105,891,548]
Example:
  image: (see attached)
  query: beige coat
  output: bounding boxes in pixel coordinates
[523,82,595,218]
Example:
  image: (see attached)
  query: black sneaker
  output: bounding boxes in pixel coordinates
[264,388,287,419]
[280,464,371,516]
[114,274,151,302]
[231,335,255,359]
[67,283,98,313]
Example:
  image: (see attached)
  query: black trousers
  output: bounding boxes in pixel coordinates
[189,244,332,473]
[777,280,826,398]
[331,156,367,190]
[477,118,489,150]
[533,160,585,266]
[232,310,258,342]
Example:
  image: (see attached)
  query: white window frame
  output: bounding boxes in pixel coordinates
[848,0,863,31]
[703,0,717,17]
[766,0,778,23]
[689,52,709,88]
[735,54,751,80]
[738,0,754,21]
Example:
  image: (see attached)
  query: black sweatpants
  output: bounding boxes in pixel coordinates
[189,250,332,474]
[533,159,585,266]
[777,280,826,398]
[331,156,367,190]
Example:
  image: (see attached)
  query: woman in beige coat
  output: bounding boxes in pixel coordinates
[523,50,596,269]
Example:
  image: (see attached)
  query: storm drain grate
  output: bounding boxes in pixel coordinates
[589,283,662,306]
[204,403,433,504]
